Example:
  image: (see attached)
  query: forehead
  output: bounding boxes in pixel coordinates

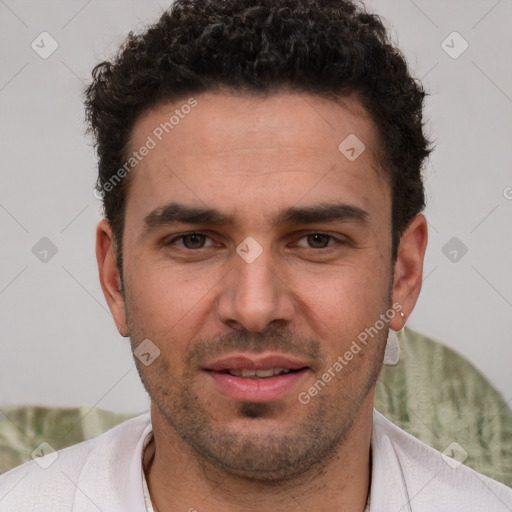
[124,91,389,228]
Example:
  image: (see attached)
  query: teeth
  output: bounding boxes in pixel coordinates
[255,368,274,378]
[273,368,290,375]
[227,368,292,378]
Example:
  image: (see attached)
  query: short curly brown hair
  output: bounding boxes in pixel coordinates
[85,0,431,277]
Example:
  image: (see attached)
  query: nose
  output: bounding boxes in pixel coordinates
[216,247,295,332]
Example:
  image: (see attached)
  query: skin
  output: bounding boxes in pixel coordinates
[96,91,427,512]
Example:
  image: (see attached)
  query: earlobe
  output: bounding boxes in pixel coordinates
[96,219,128,336]
[389,214,428,331]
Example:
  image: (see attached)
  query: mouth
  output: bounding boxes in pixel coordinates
[220,367,297,378]
[202,354,311,403]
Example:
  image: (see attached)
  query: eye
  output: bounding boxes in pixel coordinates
[296,233,336,249]
[168,232,214,249]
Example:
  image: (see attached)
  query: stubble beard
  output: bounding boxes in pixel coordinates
[130,327,385,483]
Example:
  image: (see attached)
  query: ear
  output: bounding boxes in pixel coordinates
[389,214,428,331]
[96,218,128,336]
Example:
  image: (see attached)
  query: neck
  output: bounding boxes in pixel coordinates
[145,396,374,512]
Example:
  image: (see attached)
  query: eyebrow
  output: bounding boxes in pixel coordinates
[144,203,233,231]
[275,202,368,225]
[143,201,369,232]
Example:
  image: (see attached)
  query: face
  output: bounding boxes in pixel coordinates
[97,91,424,481]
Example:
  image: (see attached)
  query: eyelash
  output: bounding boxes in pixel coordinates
[166,232,217,249]
[165,231,342,250]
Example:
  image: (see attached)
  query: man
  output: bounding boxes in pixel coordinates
[0,0,510,510]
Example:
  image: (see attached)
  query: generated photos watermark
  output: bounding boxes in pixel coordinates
[298,302,403,405]
[94,97,198,199]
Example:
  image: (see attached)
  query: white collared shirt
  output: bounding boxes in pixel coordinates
[1,410,510,511]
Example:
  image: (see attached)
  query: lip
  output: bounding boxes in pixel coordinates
[203,352,311,403]
[203,353,309,372]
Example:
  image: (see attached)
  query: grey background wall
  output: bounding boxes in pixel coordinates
[1,0,511,414]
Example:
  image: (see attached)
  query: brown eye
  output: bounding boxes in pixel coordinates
[305,233,332,248]
[181,233,207,249]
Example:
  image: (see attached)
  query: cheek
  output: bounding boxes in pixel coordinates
[124,260,222,336]
[306,258,389,307]
[297,264,391,349]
